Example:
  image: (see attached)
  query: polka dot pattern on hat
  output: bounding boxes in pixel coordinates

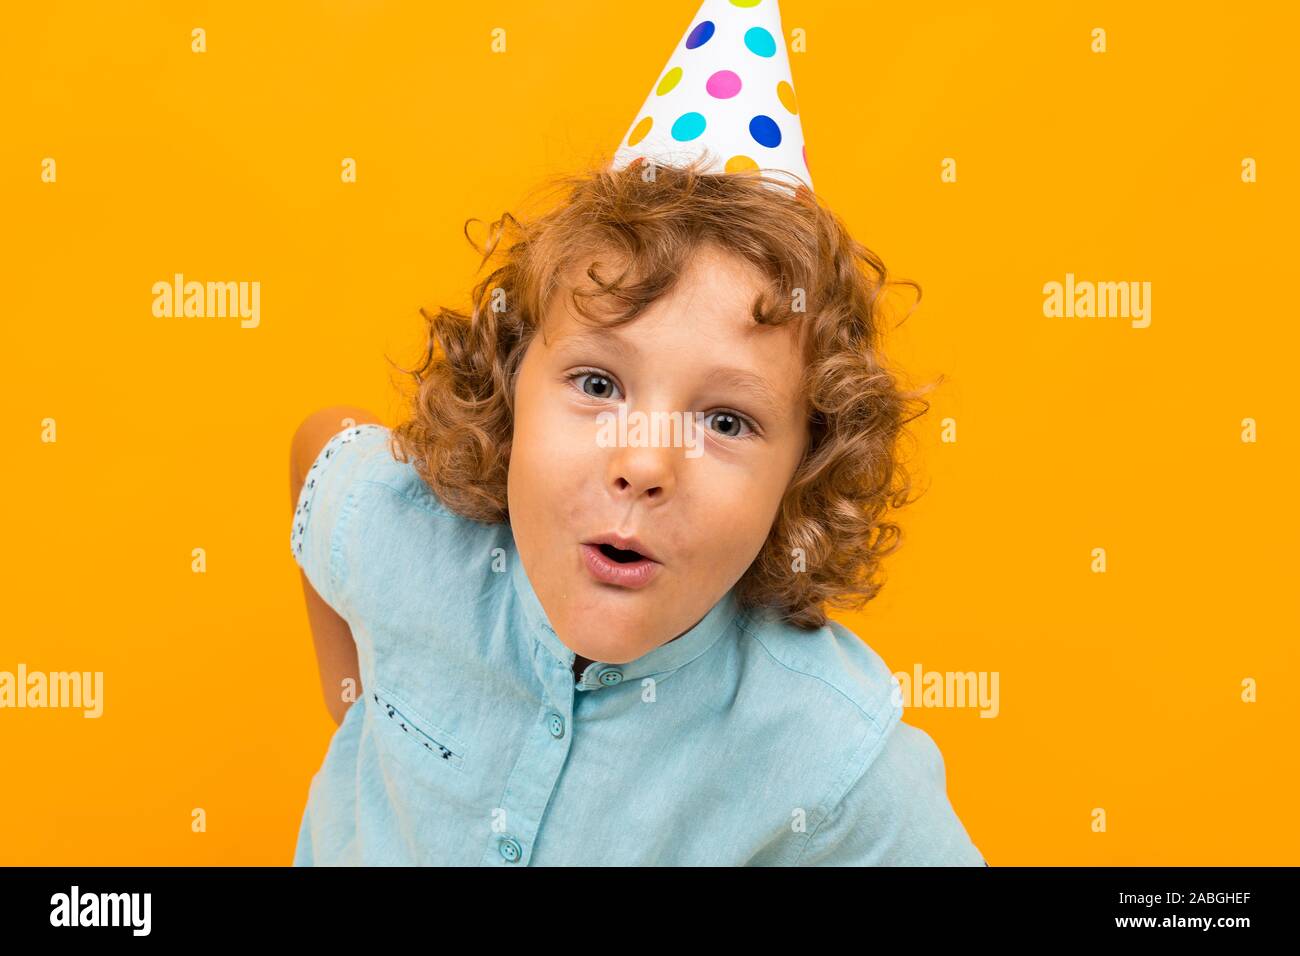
[671,111,708,141]
[743,26,776,57]
[685,20,715,49]
[613,0,814,194]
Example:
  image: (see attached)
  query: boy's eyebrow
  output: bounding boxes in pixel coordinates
[701,366,785,419]
[553,326,637,359]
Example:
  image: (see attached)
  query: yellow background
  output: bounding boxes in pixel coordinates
[3,1,1296,865]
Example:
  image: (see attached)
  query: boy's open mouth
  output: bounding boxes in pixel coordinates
[597,542,645,563]
[580,539,662,589]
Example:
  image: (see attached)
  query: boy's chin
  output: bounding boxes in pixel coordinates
[565,596,727,664]
[566,624,651,662]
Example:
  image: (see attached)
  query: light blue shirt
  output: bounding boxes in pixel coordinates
[290,423,987,866]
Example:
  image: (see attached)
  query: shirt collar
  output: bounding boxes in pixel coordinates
[509,540,740,690]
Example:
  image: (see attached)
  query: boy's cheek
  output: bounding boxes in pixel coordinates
[513,428,601,520]
[512,416,568,480]
[549,421,608,476]
[701,484,774,561]
[521,399,596,456]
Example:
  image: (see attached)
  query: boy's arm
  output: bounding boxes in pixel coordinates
[290,405,384,725]
[794,720,987,866]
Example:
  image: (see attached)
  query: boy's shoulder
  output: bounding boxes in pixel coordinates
[735,605,903,736]
[336,425,500,540]
[294,422,509,622]
[340,424,452,513]
[731,608,985,865]
[342,424,509,559]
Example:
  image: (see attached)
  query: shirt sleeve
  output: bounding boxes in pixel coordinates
[795,718,987,866]
[289,423,391,616]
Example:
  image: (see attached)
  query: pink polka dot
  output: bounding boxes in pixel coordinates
[706,70,742,99]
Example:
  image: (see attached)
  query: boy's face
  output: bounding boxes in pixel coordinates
[507,242,810,665]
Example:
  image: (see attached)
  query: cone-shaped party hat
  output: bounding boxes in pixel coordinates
[612,0,813,194]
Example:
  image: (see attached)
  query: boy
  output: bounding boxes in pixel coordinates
[289,0,986,866]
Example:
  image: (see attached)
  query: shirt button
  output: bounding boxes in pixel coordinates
[547,713,565,738]
[499,836,523,863]
[597,667,623,686]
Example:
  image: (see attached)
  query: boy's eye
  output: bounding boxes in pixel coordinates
[704,411,756,440]
[570,370,622,401]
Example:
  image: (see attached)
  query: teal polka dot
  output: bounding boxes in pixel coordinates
[744,27,776,57]
[671,111,707,141]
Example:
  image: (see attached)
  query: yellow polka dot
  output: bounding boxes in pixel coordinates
[657,67,683,96]
[729,0,762,7]
[725,154,759,173]
[777,81,798,114]
[628,116,653,147]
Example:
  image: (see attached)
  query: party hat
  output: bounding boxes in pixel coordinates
[612,0,813,194]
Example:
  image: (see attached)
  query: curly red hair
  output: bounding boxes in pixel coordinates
[387,155,939,629]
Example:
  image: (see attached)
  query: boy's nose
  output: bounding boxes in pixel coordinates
[607,444,677,503]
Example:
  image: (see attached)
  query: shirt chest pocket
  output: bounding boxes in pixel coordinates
[369,685,467,776]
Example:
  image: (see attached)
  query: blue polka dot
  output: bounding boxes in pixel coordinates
[685,21,715,49]
[672,112,707,141]
[749,114,781,148]
[744,26,776,57]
